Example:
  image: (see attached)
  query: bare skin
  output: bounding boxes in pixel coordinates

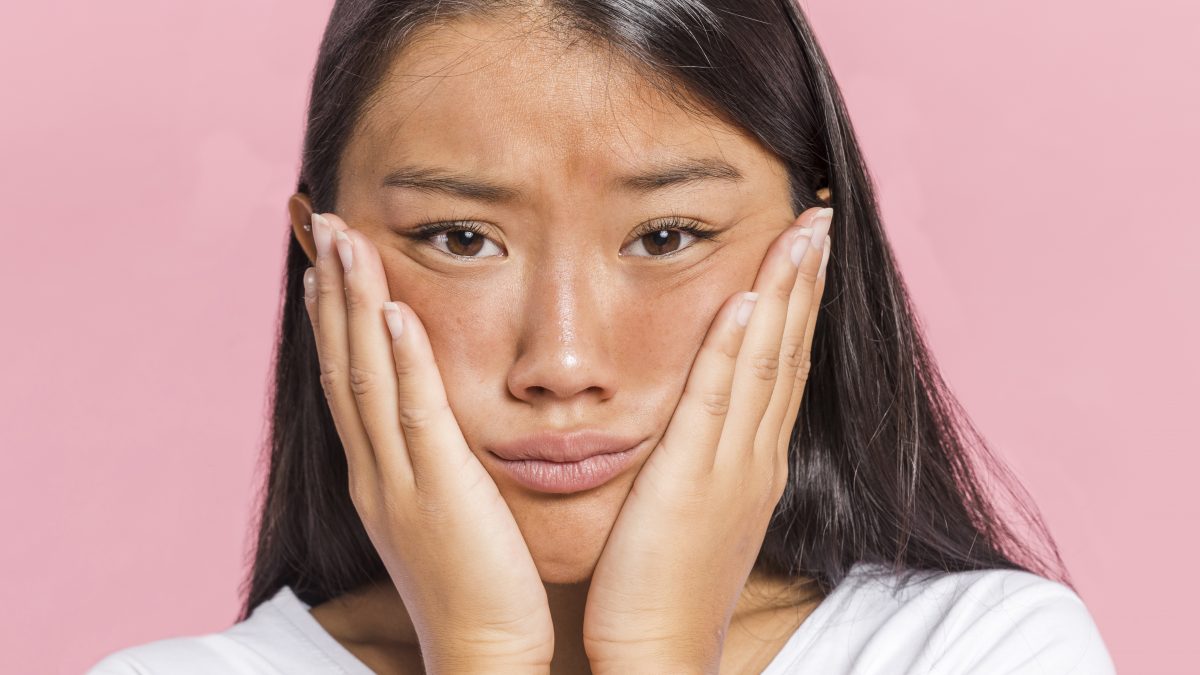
[288,8,831,673]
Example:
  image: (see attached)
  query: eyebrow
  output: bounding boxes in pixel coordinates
[379,157,745,204]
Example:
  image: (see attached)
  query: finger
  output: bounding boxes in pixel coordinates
[776,238,831,459]
[713,213,817,469]
[381,299,480,493]
[757,208,832,461]
[310,213,378,481]
[303,265,319,334]
[653,289,758,476]
[323,212,413,484]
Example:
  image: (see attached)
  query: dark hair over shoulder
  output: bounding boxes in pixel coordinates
[240,0,1067,620]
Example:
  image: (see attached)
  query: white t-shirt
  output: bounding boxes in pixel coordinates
[85,562,1116,674]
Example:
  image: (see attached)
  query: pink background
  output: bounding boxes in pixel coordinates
[2,1,1194,672]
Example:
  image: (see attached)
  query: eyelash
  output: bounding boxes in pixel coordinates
[407,219,490,242]
[404,216,722,259]
[630,217,723,249]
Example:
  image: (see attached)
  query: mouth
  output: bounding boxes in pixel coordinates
[486,440,645,494]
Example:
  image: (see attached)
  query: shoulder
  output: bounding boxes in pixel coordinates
[84,586,366,675]
[848,564,1116,674]
[886,565,1114,673]
[766,563,1116,674]
[84,634,237,675]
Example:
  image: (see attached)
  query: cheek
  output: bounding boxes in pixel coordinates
[615,282,726,386]
[376,255,504,425]
[600,272,744,438]
[399,289,502,407]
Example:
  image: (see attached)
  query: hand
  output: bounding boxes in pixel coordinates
[581,207,834,674]
[303,212,554,674]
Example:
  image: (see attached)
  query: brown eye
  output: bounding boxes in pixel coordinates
[440,229,486,257]
[639,229,686,256]
[407,221,505,260]
[621,217,721,258]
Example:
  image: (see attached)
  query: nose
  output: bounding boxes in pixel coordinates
[506,258,620,407]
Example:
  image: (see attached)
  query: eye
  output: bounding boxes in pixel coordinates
[621,216,722,258]
[406,220,505,260]
[402,216,721,260]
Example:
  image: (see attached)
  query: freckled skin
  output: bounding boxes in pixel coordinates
[290,11,815,674]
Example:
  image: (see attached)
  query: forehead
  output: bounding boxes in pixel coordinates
[343,13,780,197]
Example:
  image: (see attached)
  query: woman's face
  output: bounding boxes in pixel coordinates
[323,15,796,584]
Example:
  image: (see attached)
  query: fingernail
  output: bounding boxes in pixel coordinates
[736,292,759,327]
[790,226,813,266]
[313,213,332,258]
[303,266,316,302]
[811,208,833,250]
[383,301,405,340]
[818,241,831,279]
[335,229,354,273]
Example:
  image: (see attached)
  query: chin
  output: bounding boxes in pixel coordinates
[503,482,630,585]
[535,555,600,585]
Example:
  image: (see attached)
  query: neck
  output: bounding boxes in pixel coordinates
[309,569,815,674]
[544,579,593,673]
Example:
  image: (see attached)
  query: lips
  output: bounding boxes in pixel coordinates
[486,430,647,494]
[487,429,643,463]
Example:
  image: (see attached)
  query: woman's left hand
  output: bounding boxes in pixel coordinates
[582,206,833,675]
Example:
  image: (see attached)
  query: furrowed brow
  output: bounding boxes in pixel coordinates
[616,157,745,193]
[380,157,745,203]
[380,166,521,204]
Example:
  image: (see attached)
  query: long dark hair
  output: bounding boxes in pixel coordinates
[241,0,1068,620]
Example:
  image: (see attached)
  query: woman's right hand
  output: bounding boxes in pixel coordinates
[302,211,554,674]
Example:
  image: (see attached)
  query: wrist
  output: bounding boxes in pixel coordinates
[423,648,551,675]
[589,649,715,675]
[586,640,719,675]
[591,662,708,675]
[419,631,553,674]
[424,659,550,675]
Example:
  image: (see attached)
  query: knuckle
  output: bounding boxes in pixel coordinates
[698,389,732,418]
[347,364,377,398]
[780,337,806,371]
[315,277,340,302]
[342,285,368,312]
[717,332,742,360]
[795,357,812,383]
[318,367,340,403]
[392,355,419,380]
[772,279,794,303]
[747,349,780,382]
[794,265,819,286]
[398,400,444,432]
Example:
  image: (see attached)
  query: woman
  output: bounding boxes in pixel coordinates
[89,0,1115,673]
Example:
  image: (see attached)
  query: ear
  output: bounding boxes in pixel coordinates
[815,186,832,204]
[288,192,317,264]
